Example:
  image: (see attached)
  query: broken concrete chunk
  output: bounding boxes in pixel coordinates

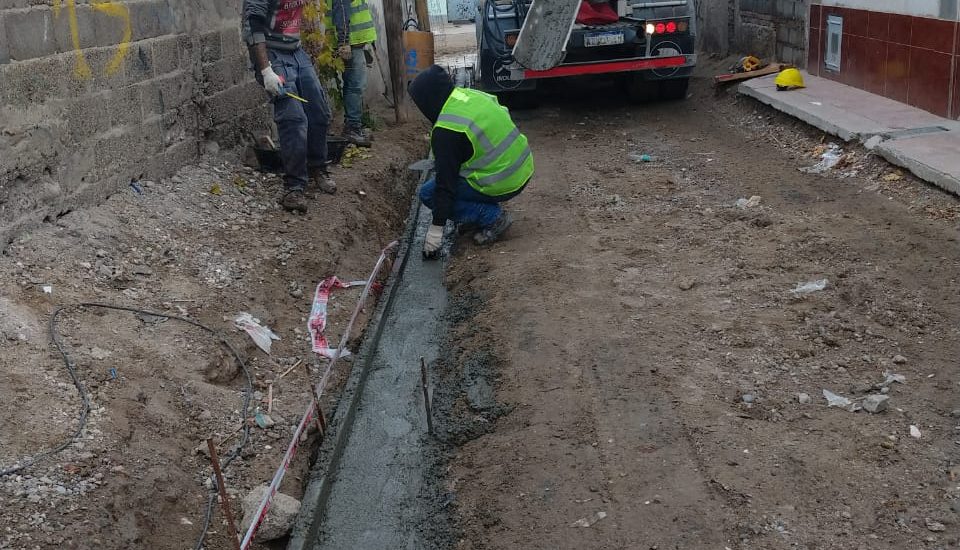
[862,394,889,414]
[241,485,301,541]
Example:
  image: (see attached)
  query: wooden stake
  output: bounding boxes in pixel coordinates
[420,357,434,434]
[206,439,242,550]
[305,361,326,435]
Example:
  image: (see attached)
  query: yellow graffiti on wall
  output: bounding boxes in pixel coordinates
[53,0,132,79]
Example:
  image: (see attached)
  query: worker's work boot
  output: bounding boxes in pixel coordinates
[474,212,513,245]
[309,168,337,194]
[280,189,308,214]
[343,125,372,148]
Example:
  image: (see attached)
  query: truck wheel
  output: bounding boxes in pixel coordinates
[659,78,690,100]
[624,74,659,103]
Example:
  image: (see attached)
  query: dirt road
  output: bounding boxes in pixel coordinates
[442,72,960,549]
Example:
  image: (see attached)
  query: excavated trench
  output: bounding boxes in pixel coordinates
[287,191,454,549]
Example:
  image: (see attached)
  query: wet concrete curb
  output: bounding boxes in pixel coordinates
[286,188,423,550]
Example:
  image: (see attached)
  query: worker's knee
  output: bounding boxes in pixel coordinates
[273,100,308,129]
[418,179,436,207]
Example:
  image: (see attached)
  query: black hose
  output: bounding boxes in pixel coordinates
[0,302,254,550]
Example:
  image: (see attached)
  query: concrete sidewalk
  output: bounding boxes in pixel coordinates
[740,73,960,195]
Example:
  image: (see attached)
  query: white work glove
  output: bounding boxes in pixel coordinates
[423,225,444,259]
[261,66,284,96]
[338,44,353,61]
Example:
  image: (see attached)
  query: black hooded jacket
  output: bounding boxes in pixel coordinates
[408,65,474,226]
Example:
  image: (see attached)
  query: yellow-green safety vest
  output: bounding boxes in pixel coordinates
[435,88,534,197]
[326,0,377,46]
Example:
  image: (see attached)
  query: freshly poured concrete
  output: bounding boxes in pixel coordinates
[308,208,446,549]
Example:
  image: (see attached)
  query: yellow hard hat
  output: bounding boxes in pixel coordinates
[775,67,805,90]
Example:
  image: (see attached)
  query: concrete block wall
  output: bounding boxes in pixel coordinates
[696,0,809,67]
[0,0,271,245]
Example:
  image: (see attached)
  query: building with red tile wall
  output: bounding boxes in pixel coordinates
[809,0,960,118]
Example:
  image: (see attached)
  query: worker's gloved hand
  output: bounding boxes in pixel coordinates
[260,66,284,96]
[338,45,353,61]
[423,225,444,260]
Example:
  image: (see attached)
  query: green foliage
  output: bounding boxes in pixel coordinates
[302,1,345,108]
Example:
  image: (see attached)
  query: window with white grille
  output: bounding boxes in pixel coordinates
[825,15,842,72]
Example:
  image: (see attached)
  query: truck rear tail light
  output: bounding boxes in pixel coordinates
[505,32,519,47]
[646,19,687,35]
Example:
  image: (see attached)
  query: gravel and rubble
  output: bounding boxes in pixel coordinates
[0,118,425,549]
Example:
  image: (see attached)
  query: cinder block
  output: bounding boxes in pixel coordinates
[151,34,179,76]
[140,114,166,152]
[178,33,199,69]
[124,41,154,83]
[109,84,142,127]
[220,25,245,59]
[162,102,197,146]
[201,57,240,95]
[84,45,127,90]
[5,7,56,60]
[0,14,10,64]
[139,71,193,119]
[159,71,196,108]
[202,82,266,127]
[53,3,97,52]
[163,137,199,171]
[0,55,70,105]
[200,31,221,63]
[130,0,176,41]
[63,93,112,142]
[139,76,165,117]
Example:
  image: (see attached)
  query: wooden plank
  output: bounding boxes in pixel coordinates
[713,63,787,85]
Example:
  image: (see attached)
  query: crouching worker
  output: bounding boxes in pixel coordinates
[408,65,534,260]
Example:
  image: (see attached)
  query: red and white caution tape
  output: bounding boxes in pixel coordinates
[308,278,366,358]
[239,241,398,549]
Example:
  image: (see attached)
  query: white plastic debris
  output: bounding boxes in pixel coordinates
[791,279,829,295]
[735,195,762,209]
[571,511,607,528]
[234,312,280,354]
[909,425,921,439]
[42,285,52,294]
[823,389,852,408]
[801,143,843,174]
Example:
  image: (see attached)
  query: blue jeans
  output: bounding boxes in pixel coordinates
[419,178,524,227]
[267,47,331,190]
[342,45,368,129]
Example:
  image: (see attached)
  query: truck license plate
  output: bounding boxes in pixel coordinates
[584,31,624,47]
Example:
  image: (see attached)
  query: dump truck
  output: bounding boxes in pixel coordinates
[474,0,697,102]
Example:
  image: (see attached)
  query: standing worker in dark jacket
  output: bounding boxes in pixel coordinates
[408,66,534,259]
[326,0,377,146]
[243,0,348,213]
